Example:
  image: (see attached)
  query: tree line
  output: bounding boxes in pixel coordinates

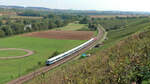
[0,14,83,37]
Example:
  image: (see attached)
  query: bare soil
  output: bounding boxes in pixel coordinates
[22,30,94,40]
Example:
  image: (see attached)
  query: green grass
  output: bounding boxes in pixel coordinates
[0,36,85,84]
[52,23,89,31]
[93,29,99,36]
[92,20,150,53]
[0,50,28,57]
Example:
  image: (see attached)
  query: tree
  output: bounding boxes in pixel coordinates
[55,20,63,27]
[0,30,5,37]
[32,23,39,31]
[88,23,97,31]
[49,51,60,59]
[63,20,70,26]
[0,21,2,26]
[79,17,91,24]
[25,27,32,32]
[48,22,57,29]
[23,20,31,25]
[0,25,13,36]
[11,23,24,34]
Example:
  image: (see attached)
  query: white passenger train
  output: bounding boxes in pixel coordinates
[46,38,96,66]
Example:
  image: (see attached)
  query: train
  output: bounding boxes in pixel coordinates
[46,38,97,66]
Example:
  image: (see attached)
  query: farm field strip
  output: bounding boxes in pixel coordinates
[22,30,94,40]
[52,23,88,31]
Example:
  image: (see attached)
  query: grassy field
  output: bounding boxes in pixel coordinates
[102,21,150,48]
[89,18,150,53]
[0,36,85,84]
[52,23,89,31]
[0,50,28,57]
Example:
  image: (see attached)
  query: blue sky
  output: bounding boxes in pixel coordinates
[0,0,150,12]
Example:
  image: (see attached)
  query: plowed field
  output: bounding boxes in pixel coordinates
[22,30,94,40]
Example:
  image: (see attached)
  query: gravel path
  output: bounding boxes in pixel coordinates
[0,48,34,60]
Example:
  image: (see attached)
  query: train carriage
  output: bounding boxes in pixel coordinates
[46,38,96,66]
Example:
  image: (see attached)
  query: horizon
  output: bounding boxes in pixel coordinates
[0,5,150,13]
[0,0,150,12]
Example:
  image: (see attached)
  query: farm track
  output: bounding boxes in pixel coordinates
[7,27,103,84]
[0,48,34,60]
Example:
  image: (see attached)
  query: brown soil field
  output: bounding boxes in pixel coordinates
[22,30,94,40]
[0,12,17,16]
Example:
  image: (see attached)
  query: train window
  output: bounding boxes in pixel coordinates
[63,54,67,57]
[47,61,53,64]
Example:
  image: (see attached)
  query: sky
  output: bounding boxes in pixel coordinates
[0,0,150,12]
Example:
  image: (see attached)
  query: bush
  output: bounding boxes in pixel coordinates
[49,51,60,59]
[0,30,5,37]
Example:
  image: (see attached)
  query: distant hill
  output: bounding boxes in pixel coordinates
[0,5,24,9]
[0,5,150,15]
[0,5,50,11]
[26,7,50,11]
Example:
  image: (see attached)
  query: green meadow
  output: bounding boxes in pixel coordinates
[52,23,89,31]
[0,36,85,84]
[0,50,28,57]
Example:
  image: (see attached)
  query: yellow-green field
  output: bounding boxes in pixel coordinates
[0,50,28,57]
[52,23,89,31]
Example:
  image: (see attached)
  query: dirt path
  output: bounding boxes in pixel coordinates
[7,27,104,84]
[0,48,34,60]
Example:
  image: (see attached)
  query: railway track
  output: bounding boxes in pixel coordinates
[7,27,104,84]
